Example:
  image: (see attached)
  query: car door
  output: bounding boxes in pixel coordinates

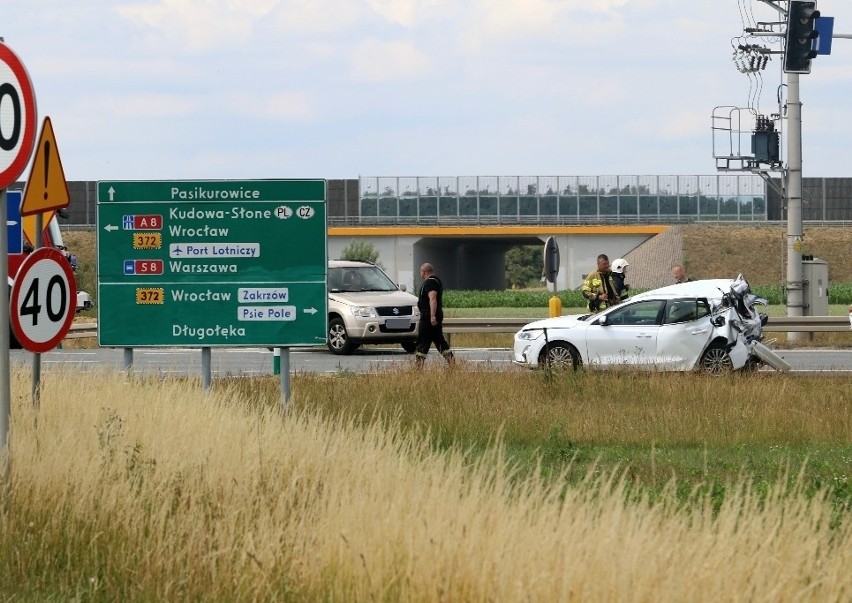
[584,300,667,368]
[656,298,713,370]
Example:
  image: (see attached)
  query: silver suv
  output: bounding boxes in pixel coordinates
[327,260,420,355]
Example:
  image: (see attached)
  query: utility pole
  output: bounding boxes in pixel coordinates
[737,2,847,339]
[785,72,805,341]
[782,1,821,341]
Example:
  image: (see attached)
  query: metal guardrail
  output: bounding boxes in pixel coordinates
[444,317,851,334]
[65,323,99,339]
[761,316,852,333]
[65,316,851,342]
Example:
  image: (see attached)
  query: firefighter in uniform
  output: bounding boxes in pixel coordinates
[581,254,622,313]
[610,258,630,300]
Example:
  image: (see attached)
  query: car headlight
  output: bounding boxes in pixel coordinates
[351,306,378,318]
[517,329,544,341]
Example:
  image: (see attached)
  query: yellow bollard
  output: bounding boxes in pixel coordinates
[548,295,562,318]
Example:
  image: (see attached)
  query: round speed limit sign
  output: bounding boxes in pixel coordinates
[0,43,37,188]
[10,247,77,353]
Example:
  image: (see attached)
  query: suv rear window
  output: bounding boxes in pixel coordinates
[329,266,399,293]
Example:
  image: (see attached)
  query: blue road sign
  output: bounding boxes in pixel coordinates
[814,17,834,55]
[6,190,23,254]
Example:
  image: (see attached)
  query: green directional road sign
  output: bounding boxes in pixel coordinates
[97,179,327,347]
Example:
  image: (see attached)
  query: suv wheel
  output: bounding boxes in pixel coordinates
[328,317,357,355]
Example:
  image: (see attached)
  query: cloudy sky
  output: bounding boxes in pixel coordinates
[4,0,852,181]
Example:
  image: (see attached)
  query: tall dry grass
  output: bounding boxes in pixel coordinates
[1,369,850,601]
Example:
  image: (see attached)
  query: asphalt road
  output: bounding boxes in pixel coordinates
[9,346,852,377]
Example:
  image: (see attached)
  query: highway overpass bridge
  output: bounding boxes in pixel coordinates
[20,174,851,291]
[329,225,667,292]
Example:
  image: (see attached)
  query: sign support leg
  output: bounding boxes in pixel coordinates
[201,347,211,391]
[123,348,133,372]
[280,348,291,411]
[0,189,11,469]
[31,213,43,408]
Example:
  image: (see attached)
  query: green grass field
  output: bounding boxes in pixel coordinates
[21,228,847,599]
[1,368,850,600]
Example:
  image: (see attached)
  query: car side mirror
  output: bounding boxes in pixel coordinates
[399,284,407,292]
[597,314,608,326]
[711,316,726,327]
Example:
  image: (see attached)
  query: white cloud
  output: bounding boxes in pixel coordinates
[89,93,197,118]
[226,90,314,120]
[116,0,278,52]
[269,0,364,34]
[348,38,433,82]
[365,0,451,27]
[655,109,710,141]
[471,0,629,40]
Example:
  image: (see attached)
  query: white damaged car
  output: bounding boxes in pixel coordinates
[513,276,789,374]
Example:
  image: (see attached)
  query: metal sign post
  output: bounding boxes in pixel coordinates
[544,236,562,317]
[1,189,10,461]
[0,41,37,470]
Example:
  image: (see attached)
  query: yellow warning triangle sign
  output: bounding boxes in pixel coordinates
[21,116,71,217]
[22,210,56,247]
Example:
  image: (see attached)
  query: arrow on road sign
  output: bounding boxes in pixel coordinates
[103,224,118,232]
[303,307,318,315]
[21,117,70,216]
[108,187,116,201]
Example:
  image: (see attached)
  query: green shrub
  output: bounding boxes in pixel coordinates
[444,283,852,308]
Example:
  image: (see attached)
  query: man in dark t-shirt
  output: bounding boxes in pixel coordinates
[672,264,695,284]
[415,263,454,366]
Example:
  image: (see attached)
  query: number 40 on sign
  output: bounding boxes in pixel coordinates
[10,248,77,353]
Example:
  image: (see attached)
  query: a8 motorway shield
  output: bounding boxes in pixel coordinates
[97,180,327,347]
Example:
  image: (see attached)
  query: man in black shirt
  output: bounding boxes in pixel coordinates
[672,264,695,284]
[415,263,454,366]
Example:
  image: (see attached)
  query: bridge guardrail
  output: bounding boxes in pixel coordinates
[65,316,851,342]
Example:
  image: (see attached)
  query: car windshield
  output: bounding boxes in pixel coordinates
[329,266,399,292]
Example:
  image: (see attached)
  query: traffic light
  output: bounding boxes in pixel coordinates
[784,1,820,74]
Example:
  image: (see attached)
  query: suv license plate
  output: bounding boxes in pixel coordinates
[384,318,412,329]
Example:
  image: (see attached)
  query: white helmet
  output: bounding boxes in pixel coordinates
[611,258,629,274]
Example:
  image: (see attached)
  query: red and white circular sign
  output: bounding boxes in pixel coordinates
[0,43,37,188]
[10,247,76,353]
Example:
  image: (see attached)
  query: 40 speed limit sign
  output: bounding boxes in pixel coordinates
[0,43,37,188]
[10,247,77,353]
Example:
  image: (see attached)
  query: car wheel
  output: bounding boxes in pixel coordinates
[401,341,417,353]
[742,358,762,372]
[539,342,582,370]
[327,317,357,355]
[700,343,733,374]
